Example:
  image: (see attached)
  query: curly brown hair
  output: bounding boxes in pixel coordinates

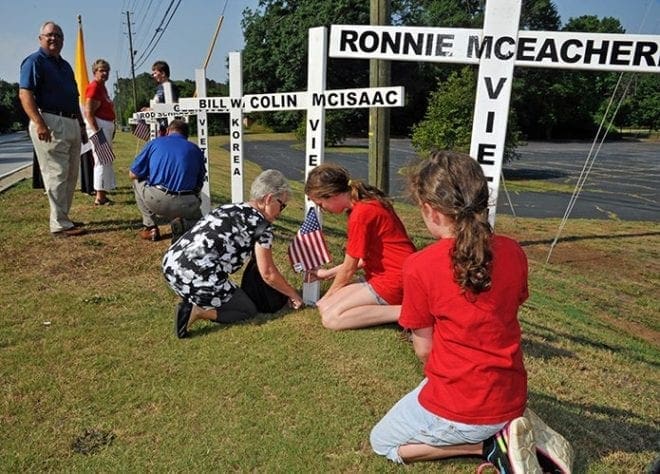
[408,151,493,294]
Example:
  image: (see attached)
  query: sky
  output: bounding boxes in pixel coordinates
[1,0,658,94]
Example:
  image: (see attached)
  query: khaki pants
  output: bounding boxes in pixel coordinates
[30,114,81,232]
[132,180,202,227]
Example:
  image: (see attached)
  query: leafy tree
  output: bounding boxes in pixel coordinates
[113,72,157,125]
[411,67,476,153]
[241,0,370,141]
[511,0,562,139]
[112,74,229,135]
[546,15,625,138]
[611,74,660,133]
[627,74,660,131]
[411,66,520,161]
[0,80,27,132]
[387,0,485,136]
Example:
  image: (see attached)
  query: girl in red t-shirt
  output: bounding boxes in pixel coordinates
[370,151,542,473]
[305,164,416,331]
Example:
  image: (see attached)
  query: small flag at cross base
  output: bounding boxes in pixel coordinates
[288,207,331,273]
[132,120,151,141]
[89,130,115,165]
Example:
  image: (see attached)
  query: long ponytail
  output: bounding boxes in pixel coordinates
[409,151,493,294]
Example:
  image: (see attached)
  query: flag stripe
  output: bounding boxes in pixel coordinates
[288,207,331,272]
[132,120,151,141]
[89,131,115,165]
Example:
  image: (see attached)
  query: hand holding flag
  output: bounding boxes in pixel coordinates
[288,207,331,273]
[89,130,115,165]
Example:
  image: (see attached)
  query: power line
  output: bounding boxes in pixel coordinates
[133,0,182,70]
[133,0,160,60]
[133,0,175,66]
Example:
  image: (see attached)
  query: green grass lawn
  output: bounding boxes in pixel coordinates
[0,131,658,472]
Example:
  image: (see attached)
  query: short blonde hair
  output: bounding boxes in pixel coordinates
[92,59,110,72]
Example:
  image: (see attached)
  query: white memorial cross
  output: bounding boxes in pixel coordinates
[328,0,659,225]
[180,28,405,303]
[179,50,405,204]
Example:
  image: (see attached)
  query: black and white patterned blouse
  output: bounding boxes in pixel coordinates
[162,203,273,308]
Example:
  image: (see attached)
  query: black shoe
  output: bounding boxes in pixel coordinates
[170,217,186,243]
[175,301,192,338]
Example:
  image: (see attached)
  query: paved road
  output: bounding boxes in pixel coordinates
[1,132,657,221]
[243,138,659,221]
[0,131,32,179]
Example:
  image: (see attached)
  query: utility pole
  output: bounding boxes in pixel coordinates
[126,11,138,112]
[368,0,391,193]
[114,71,122,126]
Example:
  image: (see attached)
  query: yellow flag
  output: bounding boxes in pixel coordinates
[74,15,89,107]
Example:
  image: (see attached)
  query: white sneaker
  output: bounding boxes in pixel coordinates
[483,416,543,473]
[524,408,574,473]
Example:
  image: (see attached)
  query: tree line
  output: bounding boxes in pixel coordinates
[2,0,658,157]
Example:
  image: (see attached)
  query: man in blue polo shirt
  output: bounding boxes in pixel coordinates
[19,21,87,237]
[129,119,205,242]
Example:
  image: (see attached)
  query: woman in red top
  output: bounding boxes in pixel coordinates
[84,59,116,206]
[305,164,416,331]
[370,151,542,473]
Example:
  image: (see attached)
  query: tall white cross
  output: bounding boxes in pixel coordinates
[178,28,405,302]
[328,0,659,225]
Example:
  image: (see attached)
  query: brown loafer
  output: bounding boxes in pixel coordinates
[138,226,160,241]
[52,226,87,238]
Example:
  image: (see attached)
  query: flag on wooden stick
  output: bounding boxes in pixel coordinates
[288,207,331,273]
[89,131,116,165]
[132,120,151,141]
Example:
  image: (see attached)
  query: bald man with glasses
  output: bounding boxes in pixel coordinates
[19,21,87,237]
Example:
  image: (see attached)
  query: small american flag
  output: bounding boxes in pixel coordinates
[89,130,115,165]
[132,120,151,141]
[288,207,331,273]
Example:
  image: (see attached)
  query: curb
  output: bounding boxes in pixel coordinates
[0,164,32,193]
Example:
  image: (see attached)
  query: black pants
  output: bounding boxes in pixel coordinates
[215,288,258,323]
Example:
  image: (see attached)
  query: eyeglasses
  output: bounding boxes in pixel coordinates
[41,32,63,39]
[276,198,287,211]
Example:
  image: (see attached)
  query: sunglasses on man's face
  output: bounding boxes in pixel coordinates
[276,199,287,211]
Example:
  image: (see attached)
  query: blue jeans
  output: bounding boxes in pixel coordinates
[370,379,506,464]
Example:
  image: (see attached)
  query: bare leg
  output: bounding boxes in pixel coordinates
[398,442,483,463]
[317,283,400,330]
[187,305,217,329]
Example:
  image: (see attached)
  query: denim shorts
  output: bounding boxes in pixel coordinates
[362,279,388,305]
[370,379,506,464]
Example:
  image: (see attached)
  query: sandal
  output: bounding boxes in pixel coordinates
[94,199,113,206]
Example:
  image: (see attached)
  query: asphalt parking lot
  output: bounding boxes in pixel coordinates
[243,138,659,221]
[1,132,657,221]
